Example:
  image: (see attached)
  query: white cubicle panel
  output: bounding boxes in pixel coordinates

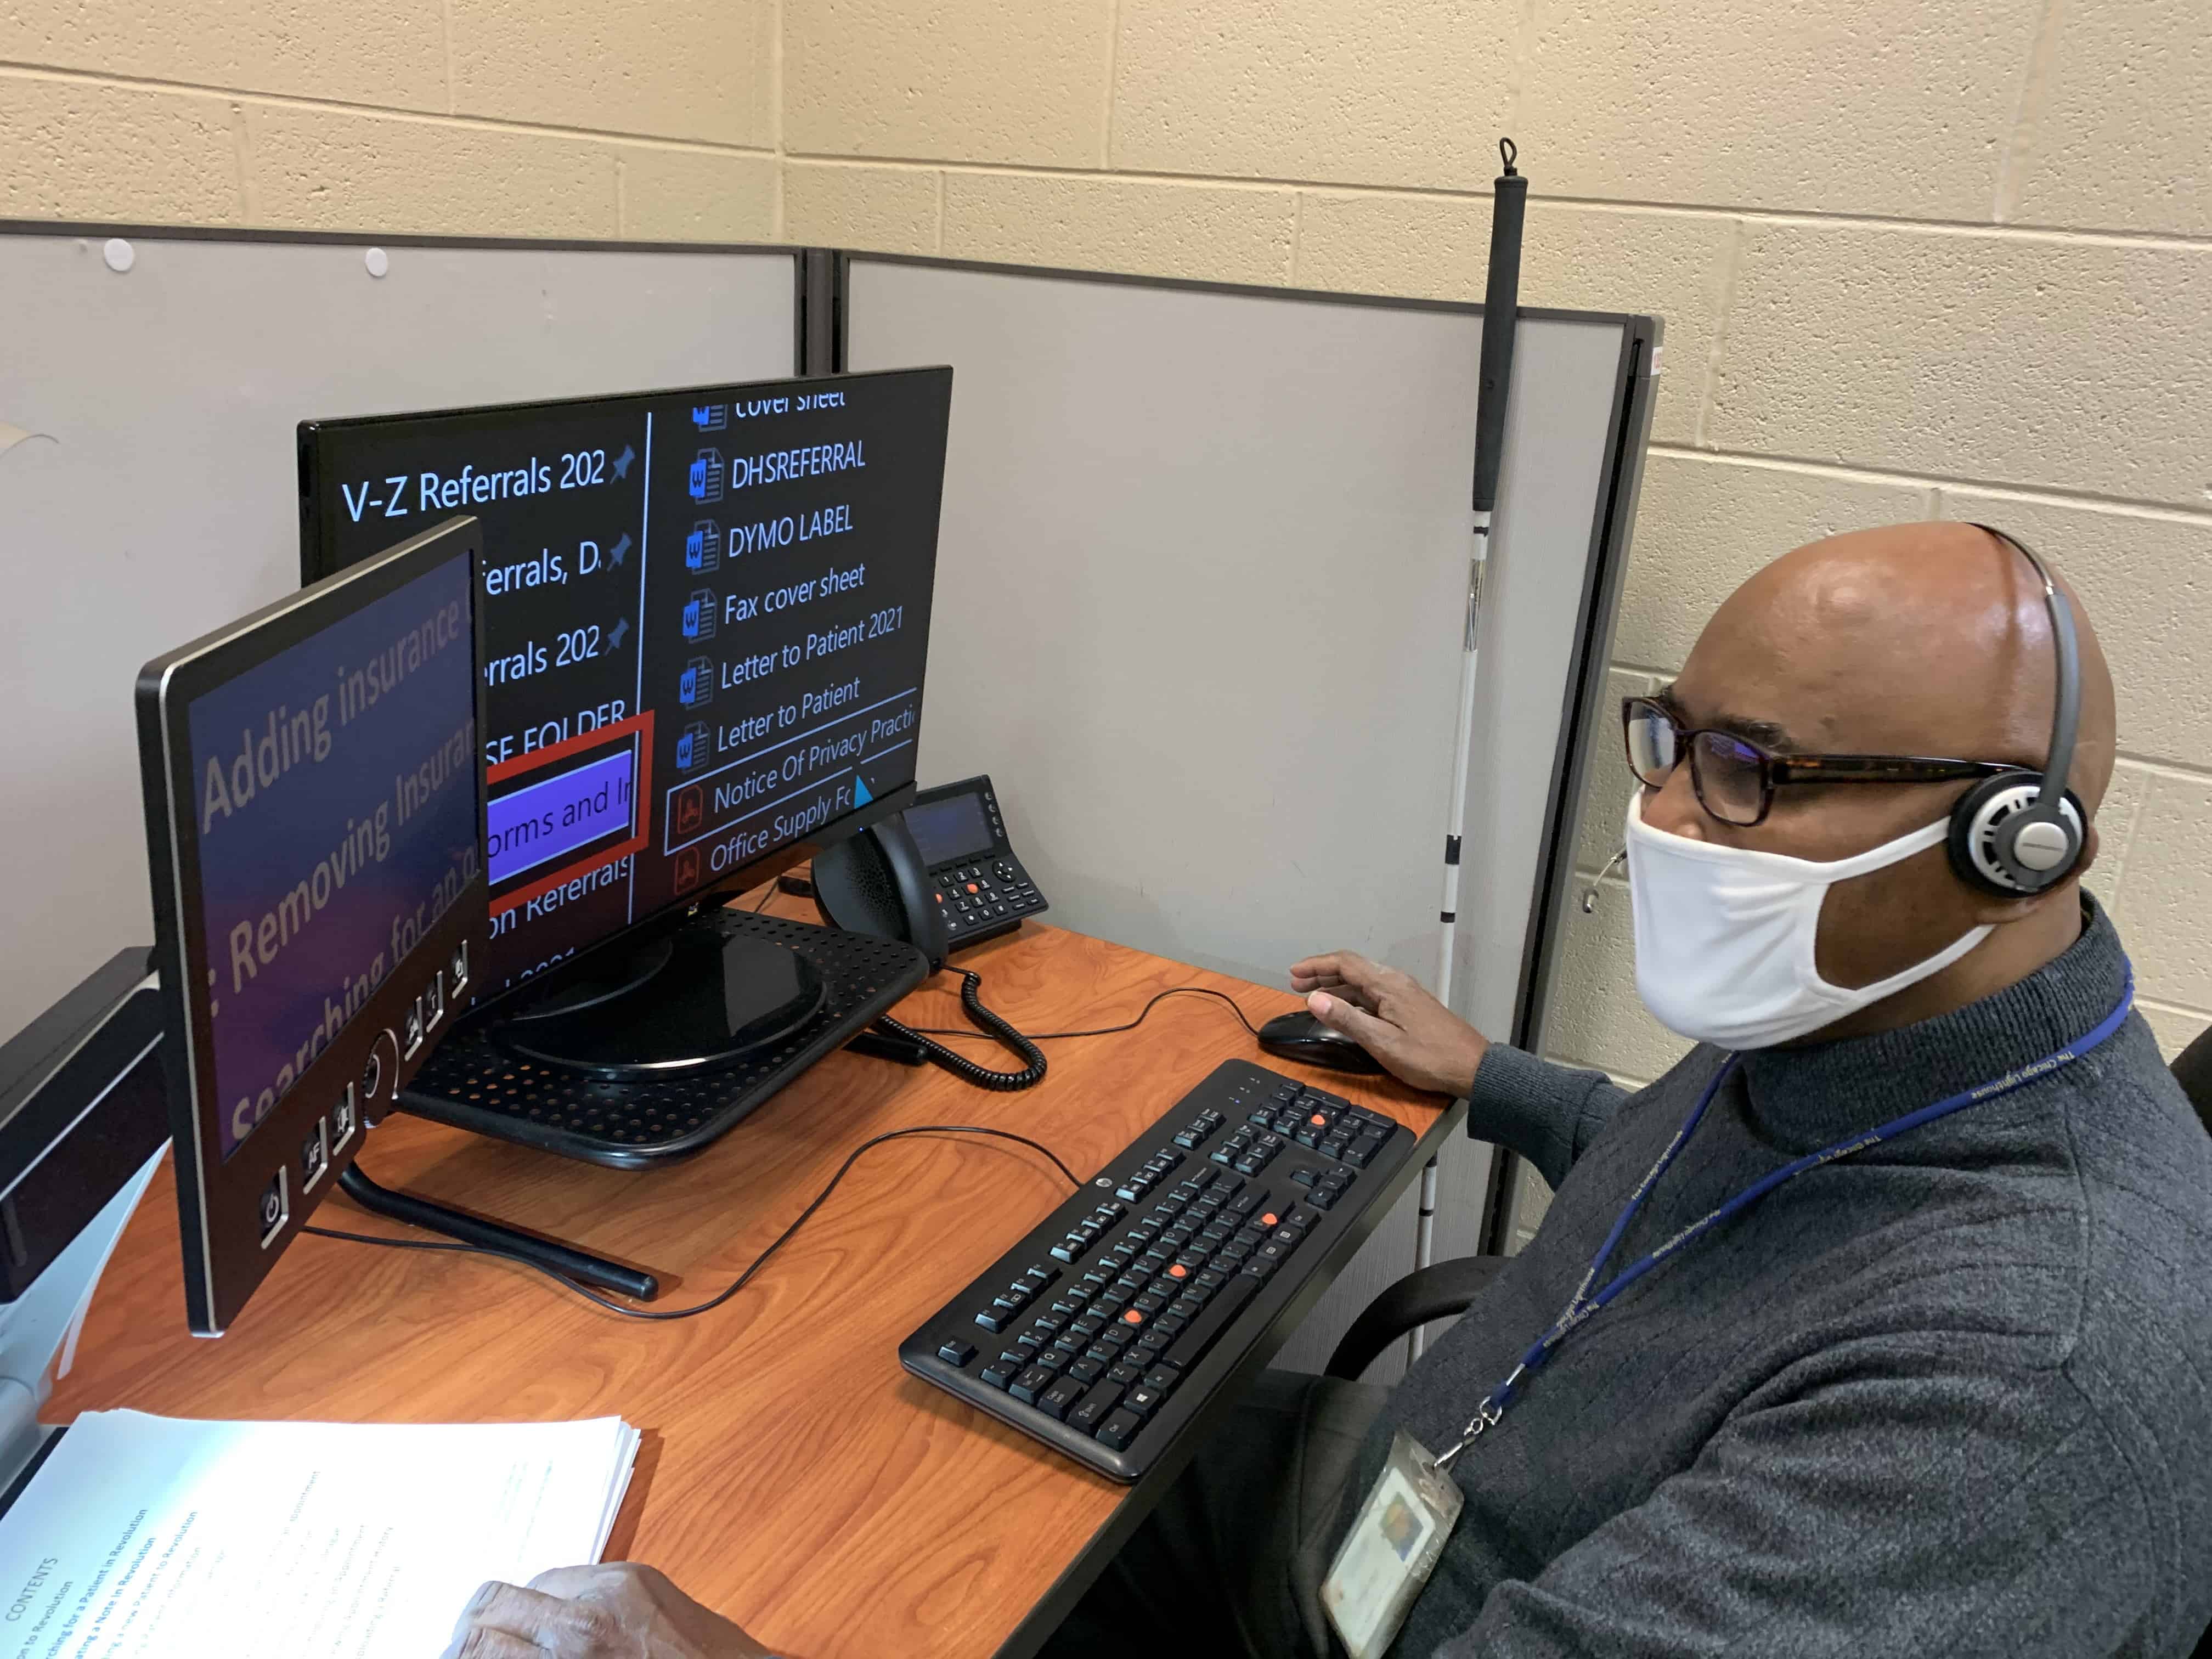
[844,256,1653,1375]
[0,226,799,1045]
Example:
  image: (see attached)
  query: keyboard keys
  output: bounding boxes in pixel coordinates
[1096,1410,1144,1452]
[1069,1385,1124,1432]
[912,1063,1406,1476]
[1039,1375,1086,1421]
[1123,1383,1169,1418]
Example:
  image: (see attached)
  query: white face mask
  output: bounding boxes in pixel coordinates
[1624,792,1992,1050]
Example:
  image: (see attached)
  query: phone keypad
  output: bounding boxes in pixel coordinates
[934,857,1045,944]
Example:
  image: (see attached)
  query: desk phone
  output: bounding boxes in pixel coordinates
[904,775,1049,949]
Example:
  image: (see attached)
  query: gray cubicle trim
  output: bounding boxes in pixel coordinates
[0,220,810,369]
[1479,324,1658,1253]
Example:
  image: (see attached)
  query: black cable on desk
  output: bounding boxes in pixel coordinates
[304,1124,1081,1322]
[901,984,1269,1043]
[876,970,1048,1091]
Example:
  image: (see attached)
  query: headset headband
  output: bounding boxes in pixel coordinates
[1967,524,2081,888]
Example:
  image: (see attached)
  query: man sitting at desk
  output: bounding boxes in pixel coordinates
[443,522,2212,1657]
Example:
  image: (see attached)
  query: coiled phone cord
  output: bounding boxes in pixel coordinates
[874,970,1047,1091]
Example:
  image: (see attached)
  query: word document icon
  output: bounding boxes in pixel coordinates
[685,521,721,574]
[688,450,724,504]
[679,657,713,708]
[676,721,712,772]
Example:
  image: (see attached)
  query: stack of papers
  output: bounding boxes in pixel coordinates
[0,1410,640,1657]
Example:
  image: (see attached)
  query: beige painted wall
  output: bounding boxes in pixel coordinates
[8,5,2208,1165]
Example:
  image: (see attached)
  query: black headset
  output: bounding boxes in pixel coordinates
[1944,525,2088,897]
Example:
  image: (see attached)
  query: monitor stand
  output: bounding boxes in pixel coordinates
[337,918,831,1305]
[496,924,826,1077]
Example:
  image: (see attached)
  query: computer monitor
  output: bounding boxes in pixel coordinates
[137,516,490,1335]
[297,369,951,1075]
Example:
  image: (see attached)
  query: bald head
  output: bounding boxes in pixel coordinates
[1692,522,2117,815]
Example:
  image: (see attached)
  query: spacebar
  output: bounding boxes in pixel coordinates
[1160,1272,1262,1372]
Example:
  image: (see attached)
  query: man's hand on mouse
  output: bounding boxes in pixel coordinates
[1288,950,1488,1097]
[441,1564,773,1659]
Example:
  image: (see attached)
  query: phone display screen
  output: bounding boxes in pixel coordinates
[904,792,994,867]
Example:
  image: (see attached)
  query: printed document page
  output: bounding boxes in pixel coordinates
[0,1410,639,1658]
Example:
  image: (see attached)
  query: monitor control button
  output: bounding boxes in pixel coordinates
[362,1029,399,1104]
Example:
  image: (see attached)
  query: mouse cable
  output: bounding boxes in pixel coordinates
[900,983,1270,1044]
[303,1123,1081,1322]
[874,970,1048,1091]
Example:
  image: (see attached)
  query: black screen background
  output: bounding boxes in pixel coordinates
[304,370,949,997]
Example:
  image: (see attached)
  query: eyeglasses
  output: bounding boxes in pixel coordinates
[1621,697,2019,827]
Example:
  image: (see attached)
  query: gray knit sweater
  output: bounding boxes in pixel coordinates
[1364,900,2212,1656]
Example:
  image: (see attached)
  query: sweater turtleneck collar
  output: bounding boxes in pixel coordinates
[1736,895,2131,1152]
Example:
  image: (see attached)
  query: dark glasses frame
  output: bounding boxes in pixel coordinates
[1622,696,2017,827]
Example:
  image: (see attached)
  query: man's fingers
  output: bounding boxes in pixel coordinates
[1290,950,1385,1005]
[439,1627,543,1659]
[454,1580,581,1644]
[1294,949,1388,995]
[526,1563,623,1599]
[1308,990,1393,1048]
[1288,952,1347,988]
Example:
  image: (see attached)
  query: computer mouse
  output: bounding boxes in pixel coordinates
[1257,1009,1386,1075]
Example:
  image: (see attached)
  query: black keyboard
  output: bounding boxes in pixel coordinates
[900,1060,1417,1481]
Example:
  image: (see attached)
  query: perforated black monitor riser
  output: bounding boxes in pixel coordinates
[397,912,930,1169]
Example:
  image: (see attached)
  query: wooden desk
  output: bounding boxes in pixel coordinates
[50,903,1454,1658]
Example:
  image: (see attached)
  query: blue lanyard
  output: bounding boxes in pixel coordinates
[1435,967,2136,1469]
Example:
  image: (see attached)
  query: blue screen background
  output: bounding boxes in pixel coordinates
[184,555,478,1156]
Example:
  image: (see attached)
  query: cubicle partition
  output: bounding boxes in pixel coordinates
[0,223,1655,1379]
[0,222,800,1056]
[840,254,1656,1369]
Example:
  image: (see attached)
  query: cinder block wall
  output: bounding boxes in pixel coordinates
[8,5,2206,1150]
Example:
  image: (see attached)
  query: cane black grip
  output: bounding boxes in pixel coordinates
[1471,164,1528,515]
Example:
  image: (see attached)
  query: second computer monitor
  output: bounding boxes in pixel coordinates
[300,369,952,1006]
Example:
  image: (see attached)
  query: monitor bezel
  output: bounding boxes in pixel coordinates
[137,515,492,1334]
[295,366,950,1017]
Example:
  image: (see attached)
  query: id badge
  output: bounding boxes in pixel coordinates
[1321,1429,1464,1659]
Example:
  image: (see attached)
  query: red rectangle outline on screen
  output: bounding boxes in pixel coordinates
[484,709,655,917]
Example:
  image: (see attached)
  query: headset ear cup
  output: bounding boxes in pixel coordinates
[1948,775,2086,895]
